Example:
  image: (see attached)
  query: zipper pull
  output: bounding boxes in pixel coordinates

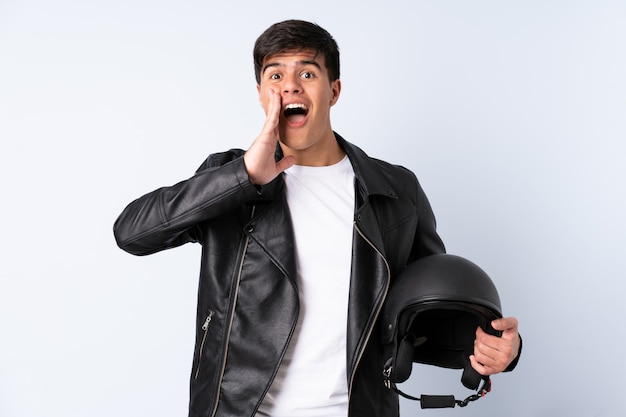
[202,311,213,331]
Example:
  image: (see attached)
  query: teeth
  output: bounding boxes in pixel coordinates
[284,103,308,110]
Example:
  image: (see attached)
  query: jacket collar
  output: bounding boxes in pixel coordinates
[334,132,398,202]
[272,132,399,202]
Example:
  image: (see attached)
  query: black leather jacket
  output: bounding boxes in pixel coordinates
[114,134,445,417]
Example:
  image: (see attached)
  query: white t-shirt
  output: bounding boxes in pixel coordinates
[256,155,355,417]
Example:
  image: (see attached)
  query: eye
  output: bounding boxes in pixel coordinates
[301,71,315,79]
[269,73,282,80]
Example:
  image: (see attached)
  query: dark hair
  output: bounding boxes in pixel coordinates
[253,20,340,84]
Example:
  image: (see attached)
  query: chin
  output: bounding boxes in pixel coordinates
[279,131,310,150]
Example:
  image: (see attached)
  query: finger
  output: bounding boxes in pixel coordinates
[469,354,490,376]
[474,328,518,373]
[475,326,507,359]
[475,326,499,347]
[492,317,519,341]
[491,317,518,331]
[276,154,296,173]
[263,89,281,134]
[474,333,499,360]
[472,341,505,375]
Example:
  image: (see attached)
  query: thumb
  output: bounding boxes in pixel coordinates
[491,317,518,337]
[275,155,296,174]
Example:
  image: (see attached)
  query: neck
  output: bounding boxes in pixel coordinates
[280,131,346,167]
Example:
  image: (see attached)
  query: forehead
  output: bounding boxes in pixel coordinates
[261,49,325,72]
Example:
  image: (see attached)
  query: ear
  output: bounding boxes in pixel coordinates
[329,79,342,106]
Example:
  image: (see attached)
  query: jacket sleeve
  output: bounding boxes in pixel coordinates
[113,152,259,256]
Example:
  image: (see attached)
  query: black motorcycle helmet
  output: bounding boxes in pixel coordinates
[381,254,503,408]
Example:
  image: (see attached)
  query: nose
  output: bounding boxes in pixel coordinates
[282,73,302,94]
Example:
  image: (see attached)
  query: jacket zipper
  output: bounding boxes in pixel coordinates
[194,310,214,380]
[348,222,391,408]
[209,205,256,417]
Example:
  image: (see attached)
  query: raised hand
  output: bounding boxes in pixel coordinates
[244,89,296,185]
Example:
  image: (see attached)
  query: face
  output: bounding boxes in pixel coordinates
[257,49,342,164]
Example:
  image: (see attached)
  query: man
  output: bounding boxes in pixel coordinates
[114,19,520,417]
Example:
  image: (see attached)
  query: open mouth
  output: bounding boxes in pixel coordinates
[283,103,309,124]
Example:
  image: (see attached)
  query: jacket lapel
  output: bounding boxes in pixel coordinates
[338,134,398,383]
[245,177,297,285]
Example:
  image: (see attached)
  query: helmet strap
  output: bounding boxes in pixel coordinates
[461,362,483,390]
[385,376,492,408]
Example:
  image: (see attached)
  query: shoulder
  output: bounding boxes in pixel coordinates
[339,135,420,195]
[369,156,417,183]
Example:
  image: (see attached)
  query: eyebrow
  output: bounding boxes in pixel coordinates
[262,59,323,75]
